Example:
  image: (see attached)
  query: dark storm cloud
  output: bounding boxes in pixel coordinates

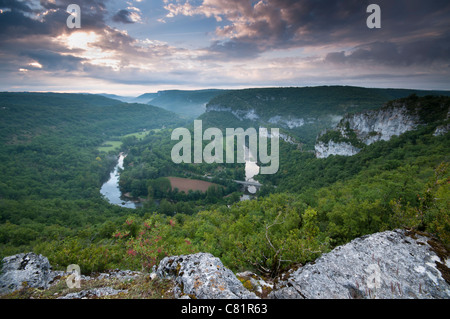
[172,0,450,61]
[112,9,135,24]
[1,0,449,91]
[325,35,450,67]
[0,10,50,38]
[0,0,107,39]
[39,0,109,30]
[0,0,140,73]
[205,40,261,60]
[21,49,85,71]
[0,0,108,40]
[0,0,33,12]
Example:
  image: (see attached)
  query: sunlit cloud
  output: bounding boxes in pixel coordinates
[0,0,448,93]
[53,31,120,70]
[63,31,99,50]
[28,62,43,69]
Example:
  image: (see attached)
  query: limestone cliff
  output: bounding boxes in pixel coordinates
[315,140,361,158]
[315,96,450,158]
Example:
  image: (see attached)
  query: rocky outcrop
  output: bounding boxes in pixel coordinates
[0,253,55,295]
[315,105,420,158]
[2,231,449,299]
[206,106,260,121]
[207,105,314,131]
[315,140,361,158]
[58,287,127,299]
[235,271,273,298]
[344,106,419,145]
[156,252,258,299]
[268,116,308,129]
[269,230,450,299]
[434,123,450,136]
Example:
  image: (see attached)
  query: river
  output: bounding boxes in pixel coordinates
[100,147,260,208]
[100,153,141,209]
[244,145,260,194]
[239,145,260,201]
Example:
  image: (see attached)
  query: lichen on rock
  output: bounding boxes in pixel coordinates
[269,230,450,299]
[0,253,55,295]
[156,252,258,299]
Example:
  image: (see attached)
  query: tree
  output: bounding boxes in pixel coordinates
[159,199,174,215]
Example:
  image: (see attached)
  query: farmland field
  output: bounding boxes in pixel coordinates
[168,177,221,193]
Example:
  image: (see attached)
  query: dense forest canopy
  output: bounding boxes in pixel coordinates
[0,89,448,279]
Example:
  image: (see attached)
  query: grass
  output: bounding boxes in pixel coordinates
[98,140,122,153]
[97,130,158,152]
[123,131,154,139]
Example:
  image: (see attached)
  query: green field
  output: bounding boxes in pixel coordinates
[97,130,157,152]
[98,140,123,153]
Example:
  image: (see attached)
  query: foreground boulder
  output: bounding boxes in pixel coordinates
[270,230,450,299]
[0,253,54,295]
[1,230,449,299]
[156,252,258,299]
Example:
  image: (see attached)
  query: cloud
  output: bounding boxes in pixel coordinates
[112,9,142,24]
[0,0,33,12]
[0,0,449,92]
[0,0,149,73]
[324,35,450,68]
[164,0,450,61]
[20,49,85,71]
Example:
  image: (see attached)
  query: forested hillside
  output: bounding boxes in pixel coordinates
[201,86,450,148]
[0,91,448,280]
[0,93,185,266]
[141,89,229,118]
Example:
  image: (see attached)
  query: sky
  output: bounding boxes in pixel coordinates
[0,0,449,96]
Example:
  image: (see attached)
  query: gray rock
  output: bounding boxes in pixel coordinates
[97,269,142,282]
[434,123,450,136]
[236,271,273,298]
[315,105,420,158]
[315,140,361,158]
[58,287,127,299]
[344,105,419,145]
[0,253,55,295]
[270,230,450,299]
[156,252,258,299]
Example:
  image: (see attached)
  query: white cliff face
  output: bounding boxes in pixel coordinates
[259,128,298,145]
[207,105,260,121]
[206,105,302,145]
[207,105,314,129]
[236,109,259,121]
[343,106,419,145]
[268,116,306,129]
[206,105,232,113]
[434,123,450,136]
[315,105,420,159]
[315,141,361,159]
[433,109,450,136]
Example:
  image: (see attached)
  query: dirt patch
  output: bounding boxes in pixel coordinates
[168,177,221,193]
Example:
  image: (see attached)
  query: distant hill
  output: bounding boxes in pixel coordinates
[138,89,230,118]
[200,86,450,148]
[97,93,138,103]
[0,92,184,144]
[136,92,158,102]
